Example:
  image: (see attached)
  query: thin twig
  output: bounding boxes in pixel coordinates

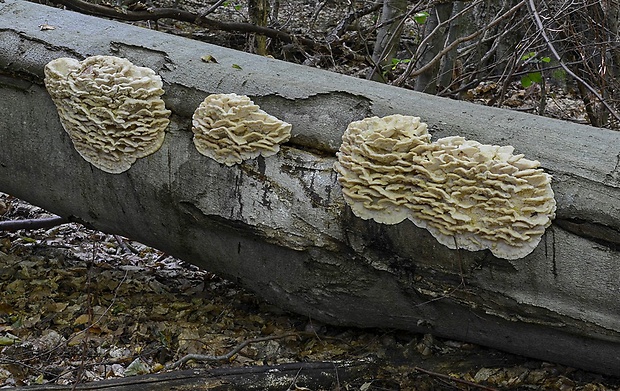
[167,332,299,369]
[286,367,304,391]
[0,357,59,378]
[114,234,140,254]
[366,0,426,82]
[414,366,499,391]
[71,242,97,391]
[0,216,68,231]
[198,0,227,18]
[526,0,620,123]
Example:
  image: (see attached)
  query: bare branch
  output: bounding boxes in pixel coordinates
[46,0,318,48]
[198,0,228,19]
[113,234,140,254]
[394,0,526,86]
[414,366,500,391]
[325,1,382,44]
[526,0,620,124]
[392,0,483,86]
[0,216,68,231]
[167,332,299,369]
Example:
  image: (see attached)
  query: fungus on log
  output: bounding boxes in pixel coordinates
[334,114,555,259]
[334,114,431,224]
[192,93,292,166]
[44,55,171,174]
[334,115,556,259]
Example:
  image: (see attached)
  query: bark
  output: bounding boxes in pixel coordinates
[1,0,619,376]
[414,3,453,93]
[437,1,462,90]
[248,0,269,55]
[367,0,407,82]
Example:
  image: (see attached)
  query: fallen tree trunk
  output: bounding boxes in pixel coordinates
[16,361,371,390]
[0,0,619,376]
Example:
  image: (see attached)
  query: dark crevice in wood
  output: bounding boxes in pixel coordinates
[555,218,620,250]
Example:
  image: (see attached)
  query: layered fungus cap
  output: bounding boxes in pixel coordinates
[334,114,556,260]
[192,93,292,166]
[44,55,171,174]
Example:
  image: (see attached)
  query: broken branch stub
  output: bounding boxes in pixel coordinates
[44,55,171,174]
[334,114,556,259]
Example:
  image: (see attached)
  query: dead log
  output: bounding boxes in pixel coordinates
[0,216,68,231]
[0,0,619,376]
[16,361,370,390]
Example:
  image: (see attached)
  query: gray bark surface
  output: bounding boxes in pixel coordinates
[0,0,619,375]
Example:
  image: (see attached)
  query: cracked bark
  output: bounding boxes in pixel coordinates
[0,0,619,376]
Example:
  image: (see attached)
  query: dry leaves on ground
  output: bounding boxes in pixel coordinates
[1,193,619,390]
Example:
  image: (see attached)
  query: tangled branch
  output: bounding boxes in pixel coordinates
[47,0,318,48]
[526,0,620,123]
[394,0,527,86]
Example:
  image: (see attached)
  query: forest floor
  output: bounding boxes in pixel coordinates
[1,194,619,390]
[2,0,619,389]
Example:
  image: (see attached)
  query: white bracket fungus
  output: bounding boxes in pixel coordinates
[191,93,292,166]
[334,114,557,260]
[44,55,171,174]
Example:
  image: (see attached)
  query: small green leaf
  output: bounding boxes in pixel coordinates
[413,11,429,24]
[389,58,411,70]
[521,52,536,61]
[520,75,532,88]
[520,71,542,88]
[541,56,551,63]
[232,64,242,70]
[528,71,542,84]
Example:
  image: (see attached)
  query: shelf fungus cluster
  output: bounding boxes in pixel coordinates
[334,114,556,260]
[44,55,171,174]
[192,93,292,166]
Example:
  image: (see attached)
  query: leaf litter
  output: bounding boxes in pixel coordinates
[1,193,619,389]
